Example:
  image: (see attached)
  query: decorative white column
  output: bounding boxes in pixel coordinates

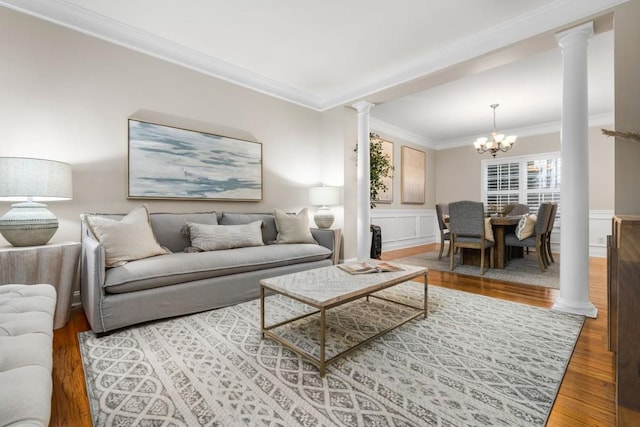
[553,22,597,318]
[352,101,374,260]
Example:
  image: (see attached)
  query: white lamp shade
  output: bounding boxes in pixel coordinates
[0,157,72,201]
[309,186,340,206]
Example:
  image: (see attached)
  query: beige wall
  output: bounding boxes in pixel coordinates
[614,0,640,214]
[0,8,346,246]
[434,126,614,210]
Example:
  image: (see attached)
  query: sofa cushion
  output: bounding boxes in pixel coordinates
[188,221,264,251]
[84,205,167,267]
[274,208,317,244]
[104,244,332,294]
[150,212,218,252]
[220,212,277,244]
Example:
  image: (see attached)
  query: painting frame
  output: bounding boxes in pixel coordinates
[375,139,394,204]
[127,119,263,201]
[401,146,426,204]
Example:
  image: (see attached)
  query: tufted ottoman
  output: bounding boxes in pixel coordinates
[0,284,56,427]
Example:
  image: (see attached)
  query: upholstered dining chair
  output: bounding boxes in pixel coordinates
[506,203,530,216]
[505,202,553,272]
[448,201,494,275]
[435,203,450,259]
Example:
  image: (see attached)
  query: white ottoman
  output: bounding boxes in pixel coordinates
[0,284,56,427]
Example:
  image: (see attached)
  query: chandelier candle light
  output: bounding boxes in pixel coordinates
[309,186,341,229]
[0,157,73,247]
[473,104,517,157]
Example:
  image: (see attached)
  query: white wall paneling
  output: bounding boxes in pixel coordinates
[372,208,612,258]
[370,209,436,251]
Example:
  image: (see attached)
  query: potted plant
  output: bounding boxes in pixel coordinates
[368,133,394,208]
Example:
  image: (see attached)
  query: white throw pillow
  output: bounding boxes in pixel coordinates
[188,221,264,251]
[484,218,494,242]
[84,205,167,267]
[515,214,537,240]
[274,208,317,244]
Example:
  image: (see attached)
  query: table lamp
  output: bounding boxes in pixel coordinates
[309,186,340,228]
[0,157,73,246]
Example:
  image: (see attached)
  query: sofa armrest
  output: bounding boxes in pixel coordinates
[80,219,107,332]
[311,228,341,264]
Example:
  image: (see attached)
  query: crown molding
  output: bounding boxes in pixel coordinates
[0,0,325,110]
[370,118,434,149]
[0,0,628,111]
[434,111,614,150]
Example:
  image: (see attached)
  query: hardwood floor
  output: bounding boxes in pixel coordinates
[51,244,615,426]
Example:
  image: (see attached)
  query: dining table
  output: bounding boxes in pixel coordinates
[445,214,523,269]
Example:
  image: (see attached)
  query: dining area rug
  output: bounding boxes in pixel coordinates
[79,282,582,426]
[394,249,559,288]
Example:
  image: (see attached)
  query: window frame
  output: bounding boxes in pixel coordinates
[481,151,561,226]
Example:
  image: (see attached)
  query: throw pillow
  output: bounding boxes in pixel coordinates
[84,204,167,267]
[187,221,264,251]
[515,214,537,240]
[484,218,494,242]
[274,208,317,244]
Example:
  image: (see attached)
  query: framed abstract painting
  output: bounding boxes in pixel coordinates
[401,146,425,204]
[128,119,262,201]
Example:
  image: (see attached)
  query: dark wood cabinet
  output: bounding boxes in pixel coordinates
[608,216,640,426]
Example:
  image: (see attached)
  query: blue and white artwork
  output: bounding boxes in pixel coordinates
[128,120,262,200]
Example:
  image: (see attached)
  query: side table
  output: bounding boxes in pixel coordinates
[0,241,81,329]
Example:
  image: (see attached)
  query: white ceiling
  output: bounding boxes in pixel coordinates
[0,0,622,148]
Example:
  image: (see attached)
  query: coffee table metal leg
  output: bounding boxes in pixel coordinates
[260,285,265,339]
[423,273,428,319]
[320,307,326,377]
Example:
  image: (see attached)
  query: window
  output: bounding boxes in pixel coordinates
[482,152,561,222]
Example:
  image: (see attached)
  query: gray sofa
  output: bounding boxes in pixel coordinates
[80,211,338,333]
[0,284,56,427]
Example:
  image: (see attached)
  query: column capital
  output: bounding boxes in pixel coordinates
[352,101,374,114]
[555,21,594,46]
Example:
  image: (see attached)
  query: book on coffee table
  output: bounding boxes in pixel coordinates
[338,262,403,275]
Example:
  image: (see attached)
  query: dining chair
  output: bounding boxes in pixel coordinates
[448,200,495,275]
[505,202,553,272]
[435,203,450,259]
[506,203,530,216]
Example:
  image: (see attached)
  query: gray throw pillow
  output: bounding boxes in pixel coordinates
[188,221,264,251]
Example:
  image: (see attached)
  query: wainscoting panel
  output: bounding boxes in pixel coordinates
[371,208,612,258]
[370,209,436,251]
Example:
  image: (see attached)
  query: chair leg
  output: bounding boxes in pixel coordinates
[480,246,485,275]
[541,236,550,268]
[449,238,455,271]
[535,237,546,272]
[546,233,555,263]
[438,235,445,259]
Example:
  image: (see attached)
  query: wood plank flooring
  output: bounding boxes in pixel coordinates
[51,244,615,426]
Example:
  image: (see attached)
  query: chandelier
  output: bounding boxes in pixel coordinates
[473,104,517,157]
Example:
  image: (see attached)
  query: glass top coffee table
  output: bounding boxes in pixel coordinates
[260,260,428,376]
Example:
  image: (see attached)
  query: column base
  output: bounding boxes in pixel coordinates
[552,297,598,318]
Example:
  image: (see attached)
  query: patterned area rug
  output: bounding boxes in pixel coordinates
[394,250,560,288]
[79,283,582,426]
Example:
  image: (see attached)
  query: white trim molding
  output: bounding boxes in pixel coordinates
[0,0,628,111]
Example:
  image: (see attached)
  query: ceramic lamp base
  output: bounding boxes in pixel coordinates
[314,207,334,229]
[0,202,58,247]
